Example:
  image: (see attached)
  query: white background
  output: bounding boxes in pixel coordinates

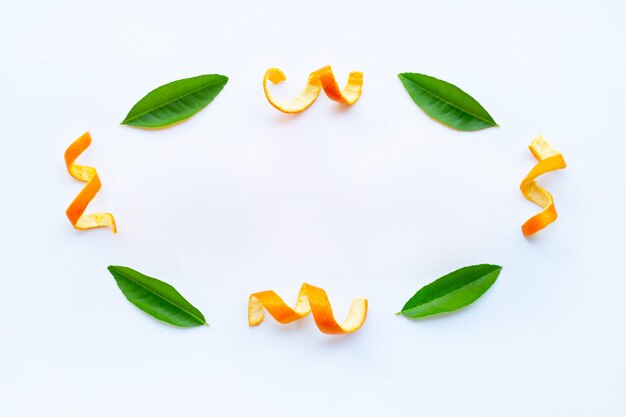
[1,0,625,415]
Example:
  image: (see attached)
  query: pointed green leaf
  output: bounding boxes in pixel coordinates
[107,265,207,327]
[121,74,228,128]
[400,264,502,319]
[398,73,498,131]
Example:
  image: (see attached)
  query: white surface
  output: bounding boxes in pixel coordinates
[1,0,625,415]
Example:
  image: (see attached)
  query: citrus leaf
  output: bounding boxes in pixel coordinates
[107,265,207,327]
[400,264,502,319]
[121,74,228,128]
[398,73,498,131]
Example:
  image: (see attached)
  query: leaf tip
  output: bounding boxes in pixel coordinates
[120,115,133,126]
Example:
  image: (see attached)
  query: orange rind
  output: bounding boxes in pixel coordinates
[263,68,322,114]
[64,132,117,233]
[520,135,566,236]
[248,283,368,335]
[311,65,363,105]
[262,66,363,113]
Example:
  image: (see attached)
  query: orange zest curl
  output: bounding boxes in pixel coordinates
[263,68,322,114]
[263,65,363,113]
[64,132,117,233]
[248,283,368,335]
[311,65,363,105]
[520,135,566,236]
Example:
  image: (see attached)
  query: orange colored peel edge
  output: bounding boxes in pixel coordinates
[64,132,117,233]
[520,135,566,236]
[248,283,368,334]
[263,66,363,114]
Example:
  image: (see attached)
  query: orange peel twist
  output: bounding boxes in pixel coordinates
[520,135,566,236]
[248,283,368,335]
[263,65,363,114]
[64,131,117,233]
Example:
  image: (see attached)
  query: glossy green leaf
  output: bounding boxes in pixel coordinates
[107,265,207,327]
[121,74,228,128]
[400,264,502,319]
[398,73,497,131]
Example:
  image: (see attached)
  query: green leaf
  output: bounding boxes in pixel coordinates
[400,264,502,319]
[107,265,207,327]
[121,74,228,128]
[398,73,498,131]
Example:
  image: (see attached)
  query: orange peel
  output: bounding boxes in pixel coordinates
[520,135,566,236]
[262,65,363,113]
[311,65,363,105]
[248,283,367,335]
[64,131,117,233]
[263,68,322,114]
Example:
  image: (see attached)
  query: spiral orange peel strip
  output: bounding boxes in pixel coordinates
[64,132,117,233]
[248,283,368,334]
[263,65,363,113]
[520,135,566,236]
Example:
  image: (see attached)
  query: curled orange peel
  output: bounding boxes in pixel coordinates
[520,135,566,236]
[64,132,117,233]
[311,65,363,105]
[263,68,322,114]
[263,65,363,113]
[248,283,368,335]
